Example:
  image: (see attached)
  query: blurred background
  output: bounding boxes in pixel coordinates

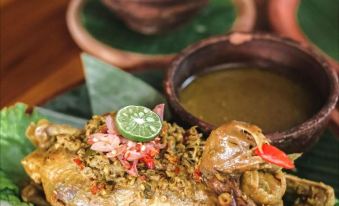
[1,0,337,108]
[0,0,83,107]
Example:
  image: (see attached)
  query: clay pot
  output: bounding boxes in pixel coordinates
[100,0,209,35]
[164,32,339,153]
[268,0,339,137]
[67,0,257,70]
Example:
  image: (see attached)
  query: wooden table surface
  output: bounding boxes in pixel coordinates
[1,0,84,107]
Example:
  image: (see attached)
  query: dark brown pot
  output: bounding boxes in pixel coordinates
[164,32,339,153]
[101,0,209,35]
[67,0,257,70]
[267,0,339,138]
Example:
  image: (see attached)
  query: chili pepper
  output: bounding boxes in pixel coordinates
[174,167,180,175]
[90,184,100,195]
[142,155,155,169]
[73,158,84,170]
[193,168,202,182]
[254,143,295,169]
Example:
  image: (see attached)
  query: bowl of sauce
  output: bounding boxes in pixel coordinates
[165,33,338,152]
[179,65,321,134]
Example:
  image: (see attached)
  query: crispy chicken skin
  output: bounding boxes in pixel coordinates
[22,120,215,206]
[200,121,285,206]
[24,148,213,206]
[22,120,335,206]
[199,121,335,206]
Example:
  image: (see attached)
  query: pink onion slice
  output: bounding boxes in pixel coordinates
[105,115,118,135]
[153,104,165,121]
[88,107,167,176]
[126,160,139,176]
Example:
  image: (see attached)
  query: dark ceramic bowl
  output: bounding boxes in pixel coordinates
[101,0,208,35]
[164,32,339,153]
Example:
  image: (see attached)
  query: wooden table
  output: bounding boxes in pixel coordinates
[0,0,84,107]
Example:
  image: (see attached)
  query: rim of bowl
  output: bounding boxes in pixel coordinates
[104,0,207,3]
[165,32,339,140]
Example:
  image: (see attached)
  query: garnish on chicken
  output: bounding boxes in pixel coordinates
[21,109,336,206]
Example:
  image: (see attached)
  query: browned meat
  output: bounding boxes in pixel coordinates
[199,121,336,206]
[200,121,273,176]
[22,120,216,206]
[21,182,50,206]
[241,170,286,205]
[285,174,335,206]
[22,119,336,206]
[24,148,213,206]
[26,119,80,149]
[200,121,286,206]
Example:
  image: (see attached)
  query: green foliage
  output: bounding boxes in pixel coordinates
[35,107,86,128]
[82,0,235,54]
[288,130,339,197]
[0,103,42,184]
[0,170,32,206]
[298,0,339,60]
[82,54,165,115]
[43,85,92,119]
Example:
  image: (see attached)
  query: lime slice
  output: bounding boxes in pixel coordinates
[115,105,162,142]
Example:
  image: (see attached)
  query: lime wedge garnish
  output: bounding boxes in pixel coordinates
[115,105,162,142]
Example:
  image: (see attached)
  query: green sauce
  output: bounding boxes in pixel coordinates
[179,66,320,133]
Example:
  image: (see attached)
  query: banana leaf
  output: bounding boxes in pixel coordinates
[42,53,339,197]
[290,130,339,196]
[82,54,165,115]
[81,0,235,54]
[298,0,339,60]
[1,53,338,206]
[43,55,169,119]
[35,107,87,128]
[43,85,92,119]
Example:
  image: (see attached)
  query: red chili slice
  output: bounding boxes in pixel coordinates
[142,155,155,169]
[254,144,295,169]
[73,158,84,170]
[90,184,99,195]
[193,168,202,182]
[174,167,180,175]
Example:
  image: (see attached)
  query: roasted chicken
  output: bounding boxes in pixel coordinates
[22,118,335,206]
[22,118,215,206]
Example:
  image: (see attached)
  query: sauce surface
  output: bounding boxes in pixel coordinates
[179,66,320,133]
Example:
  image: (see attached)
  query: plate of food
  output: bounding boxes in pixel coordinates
[17,106,336,205]
[1,34,338,205]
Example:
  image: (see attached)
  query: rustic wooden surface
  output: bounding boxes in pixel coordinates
[0,0,84,107]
